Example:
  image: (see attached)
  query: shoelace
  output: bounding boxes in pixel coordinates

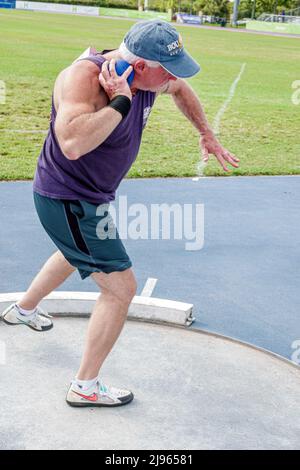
[36,308,53,319]
[97,381,122,399]
[98,381,109,394]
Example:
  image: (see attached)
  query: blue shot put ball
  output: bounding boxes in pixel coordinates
[114,60,135,86]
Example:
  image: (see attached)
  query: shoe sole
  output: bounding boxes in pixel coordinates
[2,316,53,332]
[66,393,134,408]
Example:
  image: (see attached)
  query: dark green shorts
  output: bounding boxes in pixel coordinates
[33,192,132,280]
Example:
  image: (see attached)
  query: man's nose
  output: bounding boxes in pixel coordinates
[168,74,177,81]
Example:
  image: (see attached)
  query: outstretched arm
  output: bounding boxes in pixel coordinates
[158,79,239,172]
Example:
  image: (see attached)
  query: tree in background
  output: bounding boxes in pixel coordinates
[238,0,300,17]
[153,0,299,13]
[168,0,229,16]
[194,0,230,16]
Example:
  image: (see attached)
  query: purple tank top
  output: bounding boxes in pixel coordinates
[33,53,156,204]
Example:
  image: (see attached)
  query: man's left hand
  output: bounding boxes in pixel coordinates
[200,129,240,172]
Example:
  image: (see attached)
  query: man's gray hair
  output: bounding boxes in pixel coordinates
[119,41,160,68]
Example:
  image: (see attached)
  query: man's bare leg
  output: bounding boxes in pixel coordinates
[76,268,137,380]
[17,250,76,310]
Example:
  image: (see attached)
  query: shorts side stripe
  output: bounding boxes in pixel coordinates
[62,201,90,256]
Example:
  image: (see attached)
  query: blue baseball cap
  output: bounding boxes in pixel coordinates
[123,19,200,79]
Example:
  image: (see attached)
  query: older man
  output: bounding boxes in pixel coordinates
[1,20,239,407]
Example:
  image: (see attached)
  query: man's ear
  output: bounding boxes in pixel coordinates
[133,60,146,73]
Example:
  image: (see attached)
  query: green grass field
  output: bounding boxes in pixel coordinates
[0,9,299,179]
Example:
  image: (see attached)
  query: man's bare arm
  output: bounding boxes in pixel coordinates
[157,78,239,171]
[54,61,131,160]
[158,78,211,135]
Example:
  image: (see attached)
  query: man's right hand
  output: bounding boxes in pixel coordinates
[99,59,133,102]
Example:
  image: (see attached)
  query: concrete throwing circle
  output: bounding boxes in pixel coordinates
[0,317,299,450]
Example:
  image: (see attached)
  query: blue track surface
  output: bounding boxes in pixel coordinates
[0,177,299,360]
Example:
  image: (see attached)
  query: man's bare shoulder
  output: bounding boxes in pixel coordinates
[57,59,100,83]
[54,60,106,111]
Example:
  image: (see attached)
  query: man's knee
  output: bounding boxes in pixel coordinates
[92,269,137,306]
[120,278,137,305]
[104,280,136,307]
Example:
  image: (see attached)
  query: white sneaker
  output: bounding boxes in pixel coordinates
[66,379,134,407]
[1,303,53,332]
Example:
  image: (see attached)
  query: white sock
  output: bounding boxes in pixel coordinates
[73,376,98,392]
[15,303,37,316]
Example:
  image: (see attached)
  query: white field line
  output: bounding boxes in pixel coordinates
[140,278,158,297]
[213,62,247,136]
[192,62,247,181]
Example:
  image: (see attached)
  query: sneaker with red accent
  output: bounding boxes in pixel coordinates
[66,380,134,407]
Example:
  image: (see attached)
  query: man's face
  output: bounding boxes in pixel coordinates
[132,60,177,92]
